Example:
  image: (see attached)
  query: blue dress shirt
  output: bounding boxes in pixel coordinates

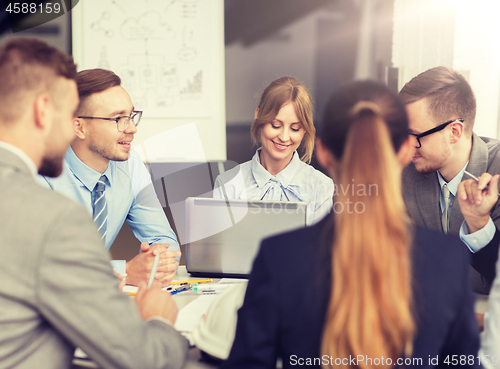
[213,149,334,225]
[38,147,179,253]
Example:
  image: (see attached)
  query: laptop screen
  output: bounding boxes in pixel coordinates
[185,197,307,277]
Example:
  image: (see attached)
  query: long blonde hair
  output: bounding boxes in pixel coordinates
[319,82,415,369]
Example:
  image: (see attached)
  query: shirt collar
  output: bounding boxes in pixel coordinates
[437,161,468,197]
[251,148,301,188]
[0,141,38,178]
[66,146,112,191]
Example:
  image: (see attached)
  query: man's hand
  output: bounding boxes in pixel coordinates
[126,243,181,287]
[457,173,500,233]
[113,271,127,291]
[135,281,178,324]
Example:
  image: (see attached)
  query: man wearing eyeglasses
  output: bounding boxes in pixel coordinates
[400,66,500,293]
[40,68,180,287]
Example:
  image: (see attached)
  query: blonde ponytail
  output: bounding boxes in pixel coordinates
[321,104,415,369]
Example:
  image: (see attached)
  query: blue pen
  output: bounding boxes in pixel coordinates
[170,285,191,295]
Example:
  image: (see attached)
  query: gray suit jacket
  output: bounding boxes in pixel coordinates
[0,147,188,369]
[403,134,500,292]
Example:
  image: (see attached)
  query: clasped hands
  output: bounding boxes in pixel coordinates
[125,242,181,287]
[457,173,500,233]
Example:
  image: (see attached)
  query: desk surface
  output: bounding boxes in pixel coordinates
[72,267,489,369]
[72,266,221,369]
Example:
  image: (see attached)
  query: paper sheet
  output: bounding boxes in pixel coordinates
[219,278,248,284]
[174,294,218,344]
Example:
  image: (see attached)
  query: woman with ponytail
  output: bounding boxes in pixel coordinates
[222,81,480,369]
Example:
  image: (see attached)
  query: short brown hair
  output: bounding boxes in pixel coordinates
[76,68,121,115]
[399,66,476,135]
[0,38,77,123]
[250,77,315,164]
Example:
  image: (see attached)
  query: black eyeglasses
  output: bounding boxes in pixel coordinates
[409,119,464,148]
[78,110,143,132]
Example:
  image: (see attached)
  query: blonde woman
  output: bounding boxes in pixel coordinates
[222,81,480,369]
[214,77,334,225]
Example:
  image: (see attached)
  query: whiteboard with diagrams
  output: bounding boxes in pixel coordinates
[71,0,226,162]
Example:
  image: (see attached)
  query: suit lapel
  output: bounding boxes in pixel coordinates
[449,134,488,234]
[466,134,489,178]
[415,172,442,231]
[0,146,32,177]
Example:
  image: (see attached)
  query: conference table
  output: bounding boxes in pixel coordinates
[168,266,233,369]
[71,266,489,369]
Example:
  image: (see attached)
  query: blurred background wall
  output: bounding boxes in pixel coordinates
[3,0,498,163]
[3,0,500,261]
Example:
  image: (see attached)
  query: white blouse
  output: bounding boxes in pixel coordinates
[213,149,334,225]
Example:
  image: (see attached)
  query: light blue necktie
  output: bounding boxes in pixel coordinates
[93,175,107,239]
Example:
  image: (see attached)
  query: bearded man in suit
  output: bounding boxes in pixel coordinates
[0,38,187,369]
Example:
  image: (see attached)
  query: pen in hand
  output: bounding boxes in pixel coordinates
[147,253,160,289]
[463,170,500,197]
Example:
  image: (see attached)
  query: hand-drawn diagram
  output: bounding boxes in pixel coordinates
[76,0,213,118]
[97,47,112,70]
[92,12,114,38]
[180,70,202,99]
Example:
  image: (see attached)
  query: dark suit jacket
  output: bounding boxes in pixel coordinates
[0,146,188,369]
[222,216,480,369]
[403,134,500,292]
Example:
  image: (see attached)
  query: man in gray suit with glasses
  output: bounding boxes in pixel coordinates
[400,66,500,294]
[0,38,187,369]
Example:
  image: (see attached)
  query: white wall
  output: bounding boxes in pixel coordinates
[393,0,500,138]
[453,0,500,138]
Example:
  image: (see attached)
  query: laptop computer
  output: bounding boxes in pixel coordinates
[185,197,307,278]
